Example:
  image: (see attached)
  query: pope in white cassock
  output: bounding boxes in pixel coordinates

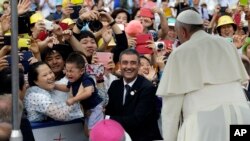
[157,9,250,141]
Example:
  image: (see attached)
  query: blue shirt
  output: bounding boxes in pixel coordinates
[53,11,62,20]
[67,74,102,109]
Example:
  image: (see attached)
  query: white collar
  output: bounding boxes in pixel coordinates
[123,77,137,88]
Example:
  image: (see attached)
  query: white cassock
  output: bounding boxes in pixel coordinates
[157,30,250,141]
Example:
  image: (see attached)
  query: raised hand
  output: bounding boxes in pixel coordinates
[79,10,100,21]
[0,45,11,58]
[62,29,73,41]
[102,28,112,44]
[142,66,157,81]
[18,0,31,16]
[127,37,136,48]
[233,35,247,49]
[91,52,99,64]
[0,56,8,71]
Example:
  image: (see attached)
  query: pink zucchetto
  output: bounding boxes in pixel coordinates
[90,119,125,141]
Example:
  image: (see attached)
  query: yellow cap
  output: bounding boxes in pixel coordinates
[217,15,235,28]
[62,0,70,8]
[71,0,83,5]
[30,12,44,24]
[61,18,75,25]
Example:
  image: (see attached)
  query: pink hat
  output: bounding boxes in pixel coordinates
[90,119,125,141]
[125,20,144,37]
[139,8,154,19]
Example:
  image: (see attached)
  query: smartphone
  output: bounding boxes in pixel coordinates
[136,34,153,45]
[96,52,113,67]
[3,36,11,45]
[18,38,31,49]
[135,34,153,54]
[18,15,30,34]
[44,20,54,31]
[234,12,241,26]
[21,51,33,62]
[70,5,82,19]
[6,55,11,65]
[85,64,105,77]
[163,40,173,49]
[20,51,33,74]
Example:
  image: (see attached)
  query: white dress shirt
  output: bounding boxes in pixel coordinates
[122,77,137,105]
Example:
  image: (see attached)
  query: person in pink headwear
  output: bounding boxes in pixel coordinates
[89,119,131,141]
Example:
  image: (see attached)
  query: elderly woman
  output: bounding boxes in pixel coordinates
[24,62,83,122]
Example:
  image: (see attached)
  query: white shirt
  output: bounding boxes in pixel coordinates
[104,73,118,90]
[53,77,70,102]
[123,77,137,105]
[39,0,56,18]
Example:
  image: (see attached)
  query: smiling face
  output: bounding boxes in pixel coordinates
[45,51,65,75]
[115,12,128,24]
[139,57,151,75]
[220,24,234,37]
[80,37,97,57]
[139,16,154,28]
[120,54,140,83]
[34,64,55,91]
[167,27,177,40]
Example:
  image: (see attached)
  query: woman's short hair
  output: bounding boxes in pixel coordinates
[28,61,47,87]
[140,55,152,65]
[111,8,130,23]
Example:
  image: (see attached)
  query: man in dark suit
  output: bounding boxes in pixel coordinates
[105,49,162,141]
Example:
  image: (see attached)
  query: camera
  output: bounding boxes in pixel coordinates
[70,5,82,19]
[2,35,11,46]
[43,20,54,31]
[154,41,165,50]
[88,20,103,32]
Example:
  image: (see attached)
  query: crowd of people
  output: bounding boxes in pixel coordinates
[1,0,250,140]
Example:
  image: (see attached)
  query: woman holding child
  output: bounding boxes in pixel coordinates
[24,62,83,122]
